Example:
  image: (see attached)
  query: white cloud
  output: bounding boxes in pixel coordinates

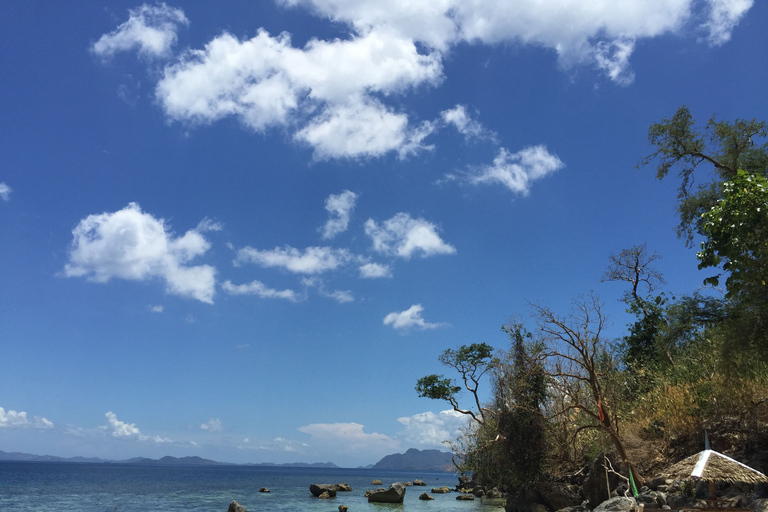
[148,304,164,313]
[323,289,354,303]
[104,411,172,443]
[359,262,392,278]
[298,422,399,452]
[468,145,564,195]
[383,303,444,331]
[280,0,750,84]
[0,407,53,429]
[235,245,354,274]
[200,418,224,432]
[397,409,470,447]
[63,203,217,303]
[0,182,11,201]
[365,213,455,259]
[222,279,301,301]
[105,411,142,438]
[320,190,358,239]
[702,0,753,45]
[91,3,188,59]
[441,105,492,141]
[592,38,636,86]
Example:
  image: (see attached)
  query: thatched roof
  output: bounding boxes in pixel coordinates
[662,450,768,485]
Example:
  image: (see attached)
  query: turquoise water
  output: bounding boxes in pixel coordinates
[0,462,501,511]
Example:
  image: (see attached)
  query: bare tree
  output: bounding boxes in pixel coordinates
[602,244,665,316]
[533,294,644,483]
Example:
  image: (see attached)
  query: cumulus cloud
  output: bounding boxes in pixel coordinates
[359,262,392,278]
[280,0,752,84]
[468,145,564,195]
[63,203,217,303]
[0,407,53,429]
[200,418,224,432]
[91,3,188,59]
[365,213,455,259]
[222,279,301,301]
[0,182,11,201]
[320,190,358,239]
[104,411,172,443]
[298,422,399,452]
[383,304,444,331]
[235,245,355,274]
[397,409,470,447]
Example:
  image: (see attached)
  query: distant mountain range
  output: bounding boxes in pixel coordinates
[0,451,337,468]
[0,448,452,470]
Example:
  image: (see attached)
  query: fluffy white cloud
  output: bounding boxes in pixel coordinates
[148,304,164,313]
[63,203,217,303]
[222,279,301,301]
[280,0,751,83]
[320,190,358,239]
[104,411,172,443]
[0,407,53,429]
[383,303,444,331]
[91,3,188,59]
[359,262,392,278]
[365,213,455,259]
[322,289,354,303]
[152,25,441,159]
[0,182,11,201]
[298,422,399,452]
[200,418,224,432]
[236,245,354,274]
[468,145,564,195]
[702,0,753,45]
[397,409,470,447]
[441,105,492,141]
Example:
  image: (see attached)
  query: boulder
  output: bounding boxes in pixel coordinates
[259,488,269,493]
[336,483,353,492]
[371,479,383,485]
[365,489,385,497]
[583,453,623,507]
[310,485,337,497]
[368,482,407,504]
[487,488,504,499]
[227,501,248,512]
[413,479,427,486]
[432,487,452,493]
[529,482,582,511]
[752,498,768,512]
[457,494,476,500]
[419,493,434,500]
[319,491,333,499]
[339,506,348,512]
[593,497,637,512]
[405,481,412,486]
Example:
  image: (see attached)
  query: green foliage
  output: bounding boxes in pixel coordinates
[415,374,461,401]
[698,169,768,301]
[639,106,768,245]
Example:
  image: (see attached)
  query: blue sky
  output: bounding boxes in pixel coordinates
[1,0,766,467]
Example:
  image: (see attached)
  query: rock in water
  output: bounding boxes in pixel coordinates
[368,482,406,504]
[258,487,269,493]
[227,501,248,512]
[413,479,426,486]
[371,479,383,485]
[457,494,475,500]
[310,484,338,497]
[419,493,434,500]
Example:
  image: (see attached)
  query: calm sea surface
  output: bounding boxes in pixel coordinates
[0,462,502,512]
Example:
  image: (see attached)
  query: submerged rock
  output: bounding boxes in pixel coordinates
[368,482,407,504]
[432,486,451,493]
[259,487,269,493]
[413,479,427,486]
[457,494,475,500]
[419,493,434,500]
[371,479,383,485]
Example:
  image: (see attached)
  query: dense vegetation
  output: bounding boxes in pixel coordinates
[416,107,768,493]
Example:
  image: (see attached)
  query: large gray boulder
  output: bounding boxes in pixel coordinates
[528,482,582,511]
[310,484,337,497]
[368,482,407,504]
[584,453,623,507]
[227,501,248,512]
[593,496,637,512]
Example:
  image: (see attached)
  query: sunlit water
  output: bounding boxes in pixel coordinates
[0,462,503,512]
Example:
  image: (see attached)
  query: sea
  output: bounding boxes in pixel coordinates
[0,462,504,512]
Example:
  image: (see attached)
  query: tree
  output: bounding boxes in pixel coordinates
[532,294,644,483]
[697,169,768,302]
[639,106,768,245]
[415,343,496,425]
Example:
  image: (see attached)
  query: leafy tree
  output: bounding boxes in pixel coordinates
[697,169,768,302]
[416,343,496,425]
[639,106,768,245]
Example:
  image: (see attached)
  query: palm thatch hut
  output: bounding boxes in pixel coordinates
[662,450,768,485]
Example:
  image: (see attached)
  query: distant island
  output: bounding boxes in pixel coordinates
[0,448,452,470]
[372,448,453,471]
